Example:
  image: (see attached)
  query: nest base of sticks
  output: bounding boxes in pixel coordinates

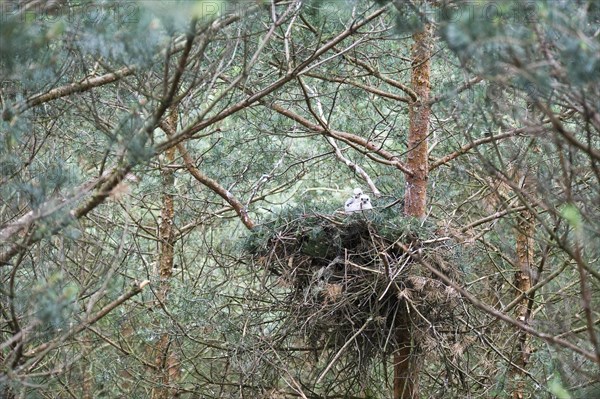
[247,211,462,382]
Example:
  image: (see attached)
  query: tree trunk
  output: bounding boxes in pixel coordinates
[511,172,536,399]
[511,208,534,398]
[151,108,181,399]
[394,319,419,399]
[403,24,432,219]
[394,23,432,399]
[81,340,93,399]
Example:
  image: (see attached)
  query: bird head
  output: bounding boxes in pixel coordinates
[353,188,363,198]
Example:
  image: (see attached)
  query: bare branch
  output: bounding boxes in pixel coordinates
[19,280,149,368]
[160,122,255,230]
[156,5,391,152]
[395,241,599,363]
[0,167,128,266]
[430,127,536,171]
[303,71,411,102]
[300,79,382,196]
[10,67,134,119]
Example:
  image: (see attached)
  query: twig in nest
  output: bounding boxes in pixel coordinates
[316,316,373,384]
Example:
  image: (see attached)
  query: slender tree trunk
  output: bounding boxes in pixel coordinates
[511,208,534,398]
[81,340,93,399]
[403,24,431,219]
[151,108,181,399]
[394,317,419,399]
[511,173,536,399]
[394,23,432,399]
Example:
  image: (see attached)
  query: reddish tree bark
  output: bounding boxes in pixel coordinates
[395,23,432,399]
[151,109,181,399]
[404,25,432,219]
[510,171,536,399]
[394,318,420,399]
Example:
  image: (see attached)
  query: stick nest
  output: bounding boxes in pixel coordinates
[246,210,463,371]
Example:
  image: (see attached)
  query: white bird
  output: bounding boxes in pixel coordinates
[344,188,372,213]
[359,194,373,211]
[344,188,362,213]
